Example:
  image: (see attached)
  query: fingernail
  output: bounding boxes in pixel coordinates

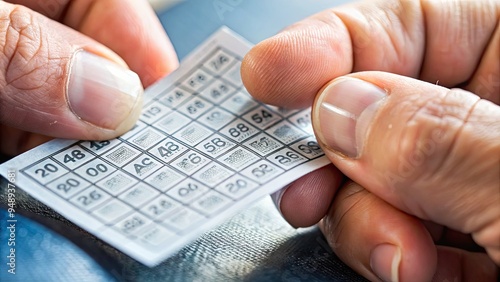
[67,51,143,130]
[314,77,386,158]
[271,186,289,217]
[370,244,401,282]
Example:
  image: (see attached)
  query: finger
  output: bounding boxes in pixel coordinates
[0,3,143,140]
[422,221,483,253]
[432,246,498,281]
[0,125,52,156]
[311,72,500,264]
[271,164,343,228]
[320,181,499,281]
[8,0,179,86]
[320,181,437,282]
[241,0,500,108]
[464,19,500,105]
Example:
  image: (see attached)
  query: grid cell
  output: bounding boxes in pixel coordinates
[97,171,137,196]
[24,158,68,185]
[123,155,162,179]
[240,160,284,184]
[166,179,209,204]
[74,158,115,183]
[70,187,111,211]
[173,122,212,146]
[140,195,181,219]
[218,147,259,170]
[53,146,95,170]
[46,173,91,199]
[93,199,134,224]
[202,49,236,74]
[145,167,185,192]
[119,183,159,208]
[190,190,232,216]
[199,79,236,103]
[192,162,233,187]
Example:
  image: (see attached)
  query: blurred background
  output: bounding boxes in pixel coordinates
[149,0,185,10]
[153,0,345,59]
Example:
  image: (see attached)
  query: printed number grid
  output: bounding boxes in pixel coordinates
[20,47,325,256]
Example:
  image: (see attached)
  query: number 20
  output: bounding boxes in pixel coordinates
[35,163,58,178]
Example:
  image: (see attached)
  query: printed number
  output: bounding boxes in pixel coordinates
[35,163,58,178]
[165,90,185,105]
[228,123,249,137]
[160,200,172,209]
[174,90,184,99]
[178,183,198,197]
[298,141,321,154]
[77,190,102,206]
[86,163,108,177]
[187,100,205,114]
[122,216,144,233]
[177,153,203,170]
[250,137,269,148]
[184,153,201,164]
[296,116,311,128]
[90,140,110,151]
[206,111,222,122]
[210,55,229,70]
[232,96,245,104]
[203,138,227,152]
[149,205,160,215]
[63,150,86,163]
[210,84,229,99]
[251,164,273,178]
[226,179,247,193]
[57,178,80,193]
[189,73,207,88]
[148,200,173,216]
[143,106,162,119]
[251,110,273,124]
[158,141,180,158]
[275,151,300,164]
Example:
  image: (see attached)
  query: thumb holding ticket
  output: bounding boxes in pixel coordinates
[0,0,178,156]
[242,0,499,280]
[313,72,500,281]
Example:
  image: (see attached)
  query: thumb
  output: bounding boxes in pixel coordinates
[0,4,143,140]
[312,72,500,263]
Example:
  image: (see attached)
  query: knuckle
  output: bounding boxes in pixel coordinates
[323,183,369,249]
[473,216,500,265]
[2,5,46,89]
[391,88,476,184]
[0,4,66,116]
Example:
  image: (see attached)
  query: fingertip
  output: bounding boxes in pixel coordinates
[67,51,144,132]
[242,15,352,108]
[321,182,437,282]
[0,5,145,142]
[67,0,179,87]
[278,165,342,228]
[270,185,288,219]
[241,34,303,106]
[370,243,401,282]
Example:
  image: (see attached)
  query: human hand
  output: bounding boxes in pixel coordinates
[242,0,499,281]
[0,0,178,156]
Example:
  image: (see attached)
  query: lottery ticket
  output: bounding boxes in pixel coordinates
[0,28,330,267]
